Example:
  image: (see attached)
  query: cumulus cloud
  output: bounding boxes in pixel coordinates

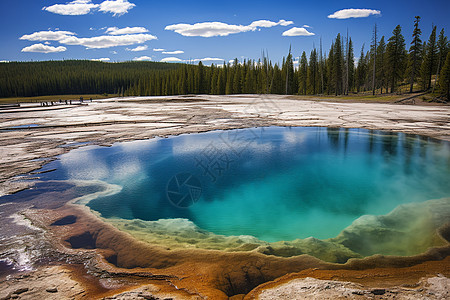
[59,33,157,49]
[126,45,148,51]
[249,19,293,28]
[91,57,110,61]
[43,0,135,16]
[162,50,184,54]
[328,8,381,19]
[20,30,76,41]
[99,0,135,16]
[282,27,315,36]
[0,60,10,63]
[43,0,99,16]
[160,57,182,62]
[153,48,165,51]
[106,26,148,35]
[21,43,67,53]
[165,19,293,37]
[193,57,224,62]
[133,56,152,61]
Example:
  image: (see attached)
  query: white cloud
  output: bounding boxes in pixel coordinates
[193,57,224,62]
[21,43,67,53]
[160,57,182,62]
[153,48,165,51]
[111,50,118,54]
[126,45,148,51]
[328,8,381,19]
[20,30,76,41]
[302,25,311,28]
[282,27,315,36]
[165,19,294,37]
[59,33,157,49]
[106,26,148,35]
[133,56,152,61]
[249,19,293,28]
[0,60,10,63]
[43,0,135,16]
[162,50,184,54]
[43,0,99,16]
[91,57,111,61]
[99,0,135,16]
[165,22,249,37]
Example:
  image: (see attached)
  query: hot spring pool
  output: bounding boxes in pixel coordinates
[29,127,450,260]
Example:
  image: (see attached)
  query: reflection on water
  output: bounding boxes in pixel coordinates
[24,127,450,244]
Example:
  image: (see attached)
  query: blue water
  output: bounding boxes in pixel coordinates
[36,127,450,242]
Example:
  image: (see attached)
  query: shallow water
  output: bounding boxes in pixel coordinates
[31,127,450,244]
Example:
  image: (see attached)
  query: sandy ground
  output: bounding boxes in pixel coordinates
[0,95,449,299]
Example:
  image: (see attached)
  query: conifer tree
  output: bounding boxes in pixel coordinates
[333,33,344,95]
[376,36,387,93]
[347,38,355,92]
[307,48,319,94]
[435,29,449,88]
[408,16,422,93]
[284,48,295,94]
[421,26,437,90]
[439,52,450,100]
[298,52,308,95]
[386,25,407,93]
[370,24,378,95]
[327,43,335,94]
[356,44,367,92]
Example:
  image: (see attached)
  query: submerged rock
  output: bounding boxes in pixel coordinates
[330,197,450,257]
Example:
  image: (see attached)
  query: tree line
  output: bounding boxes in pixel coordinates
[1,17,449,100]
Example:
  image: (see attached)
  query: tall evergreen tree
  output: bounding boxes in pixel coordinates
[332,33,344,95]
[371,24,378,95]
[421,26,437,90]
[298,51,308,95]
[376,36,387,93]
[386,25,407,93]
[439,52,450,100]
[347,38,355,93]
[307,48,319,94]
[284,48,295,94]
[408,16,422,92]
[356,44,367,92]
[435,28,449,89]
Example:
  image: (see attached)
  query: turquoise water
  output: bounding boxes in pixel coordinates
[40,127,450,243]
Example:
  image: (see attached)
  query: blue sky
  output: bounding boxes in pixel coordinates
[0,0,448,65]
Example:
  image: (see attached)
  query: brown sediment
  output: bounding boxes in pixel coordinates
[245,257,450,299]
[22,200,450,298]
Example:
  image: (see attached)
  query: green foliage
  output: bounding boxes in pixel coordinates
[0,60,182,97]
[386,25,407,93]
[408,16,422,92]
[298,51,308,95]
[439,52,450,100]
[376,36,387,93]
[421,26,438,90]
[356,44,367,92]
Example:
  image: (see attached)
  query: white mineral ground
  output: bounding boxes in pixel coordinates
[0,95,449,299]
